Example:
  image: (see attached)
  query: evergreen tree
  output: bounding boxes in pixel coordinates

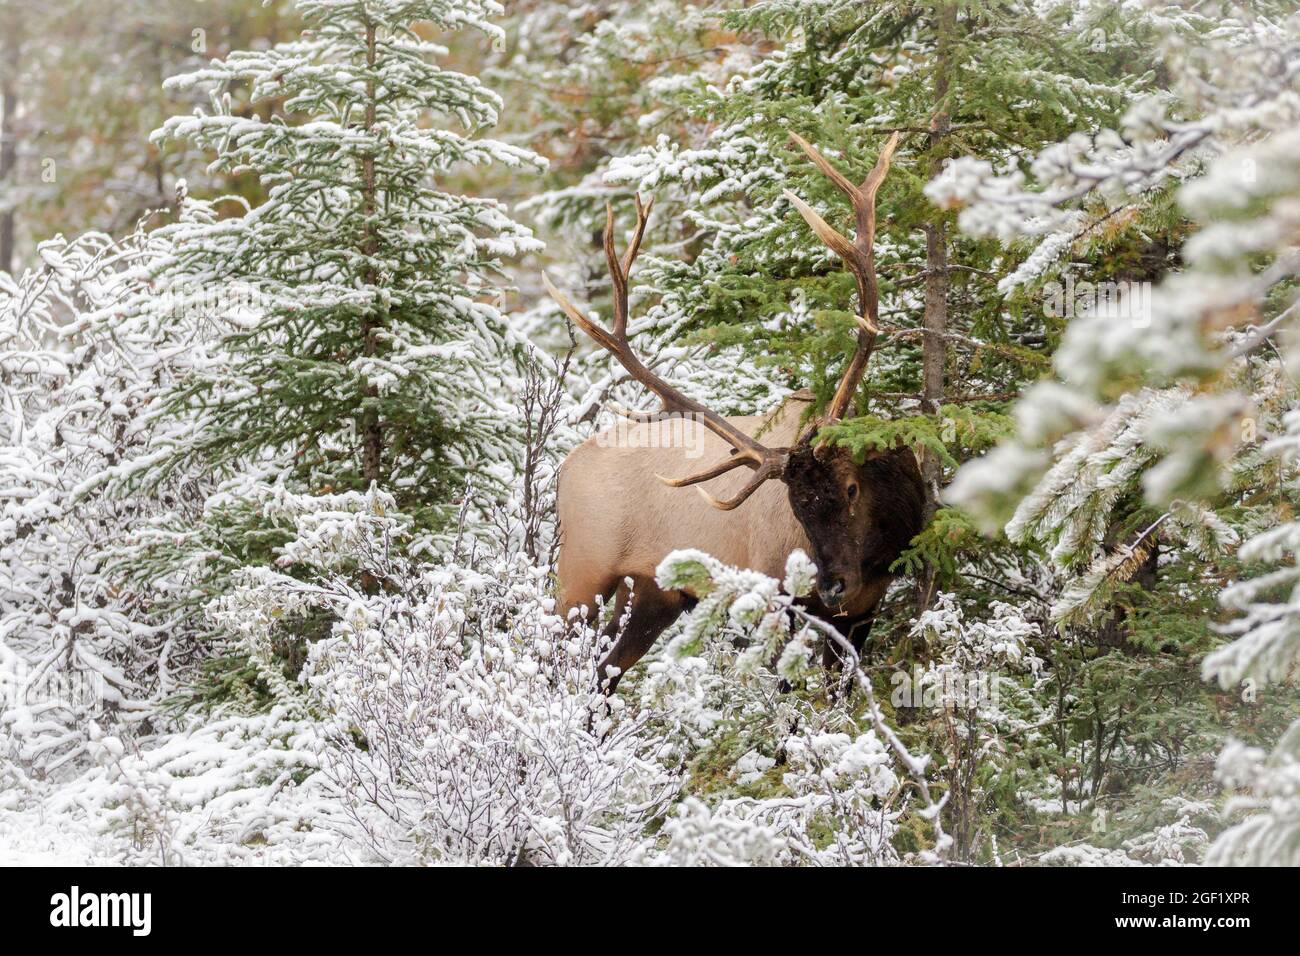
[944,0,1300,863]
[138,0,544,524]
[557,0,1169,611]
[481,0,747,387]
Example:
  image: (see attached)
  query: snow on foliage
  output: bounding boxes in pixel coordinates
[210,487,676,865]
[3,482,957,865]
[141,0,546,509]
[1039,813,1210,867]
[0,226,216,780]
[7,0,1300,869]
[1209,723,1300,866]
[654,548,951,864]
[947,1,1300,864]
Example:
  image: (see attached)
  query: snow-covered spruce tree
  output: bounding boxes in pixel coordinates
[481,1,765,421]
[139,0,544,523]
[487,0,723,211]
[91,1,549,682]
[942,1,1300,864]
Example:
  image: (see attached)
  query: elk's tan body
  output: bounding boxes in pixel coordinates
[557,398,813,614]
[545,131,923,693]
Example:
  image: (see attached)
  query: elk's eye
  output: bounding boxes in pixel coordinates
[846,483,859,501]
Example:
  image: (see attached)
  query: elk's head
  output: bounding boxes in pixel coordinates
[778,439,923,608]
[784,441,865,607]
[544,131,918,612]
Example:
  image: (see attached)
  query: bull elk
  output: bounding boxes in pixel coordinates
[545,133,924,693]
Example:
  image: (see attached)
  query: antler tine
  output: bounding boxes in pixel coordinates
[622,193,653,276]
[794,132,897,241]
[656,453,753,488]
[542,272,620,354]
[602,203,628,337]
[601,195,655,339]
[690,459,785,512]
[784,131,897,333]
[784,132,899,423]
[544,195,788,510]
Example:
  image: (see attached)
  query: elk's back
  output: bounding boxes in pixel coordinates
[556,397,812,612]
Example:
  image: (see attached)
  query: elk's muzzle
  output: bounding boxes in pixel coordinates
[818,576,848,608]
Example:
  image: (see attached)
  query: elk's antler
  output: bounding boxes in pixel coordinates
[784,131,898,424]
[543,195,788,510]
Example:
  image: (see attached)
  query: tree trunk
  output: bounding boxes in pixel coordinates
[359,19,382,487]
[917,2,956,609]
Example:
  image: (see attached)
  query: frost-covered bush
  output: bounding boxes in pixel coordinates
[212,486,679,865]
[0,226,217,780]
[1038,806,1211,867]
[648,726,903,867]
[654,547,825,690]
[5,465,962,865]
[647,549,950,864]
[51,709,333,866]
[208,514,951,865]
[899,594,1044,860]
[908,593,1042,697]
[648,797,789,866]
[752,728,902,866]
[308,575,678,866]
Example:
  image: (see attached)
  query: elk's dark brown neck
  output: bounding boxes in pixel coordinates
[861,449,926,576]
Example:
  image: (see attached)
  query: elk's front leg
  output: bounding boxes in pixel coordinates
[596,576,690,695]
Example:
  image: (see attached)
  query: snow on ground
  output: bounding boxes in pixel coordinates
[0,804,116,866]
[0,706,362,866]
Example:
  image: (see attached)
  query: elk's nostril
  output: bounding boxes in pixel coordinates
[819,577,847,605]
